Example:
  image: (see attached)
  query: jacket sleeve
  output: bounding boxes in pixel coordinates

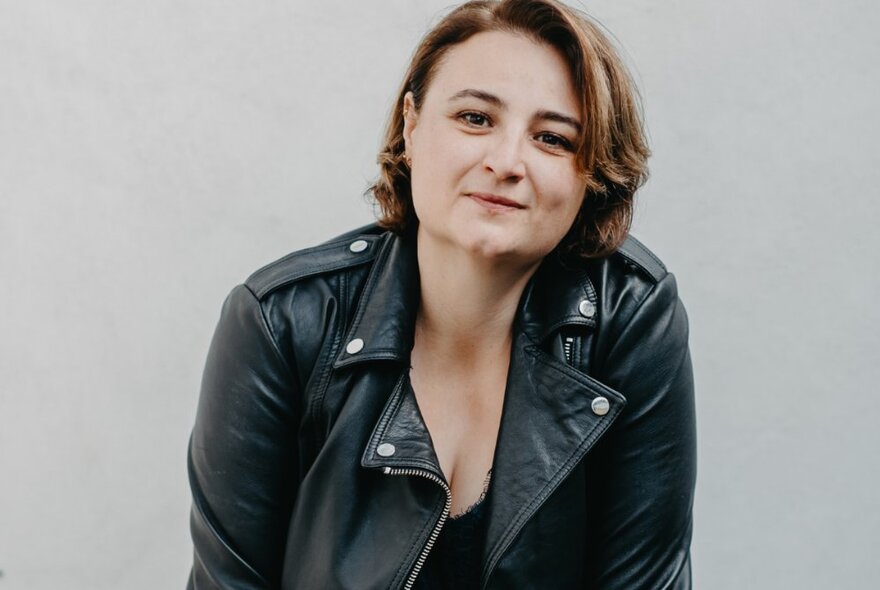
[583,271,697,589]
[187,284,299,589]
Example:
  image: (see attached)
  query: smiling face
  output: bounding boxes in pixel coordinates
[402,30,588,268]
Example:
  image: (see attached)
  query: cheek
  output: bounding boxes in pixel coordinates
[414,130,478,194]
[410,128,468,217]
[431,127,481,168]
[563,180,587,215]
[537,167,586,222]
[552,197,585,237]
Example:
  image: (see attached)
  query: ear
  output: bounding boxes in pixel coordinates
[402,91,418,152]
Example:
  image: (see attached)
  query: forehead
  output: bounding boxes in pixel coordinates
[426,30,580,116]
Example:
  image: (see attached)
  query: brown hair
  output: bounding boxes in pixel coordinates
[367,0,650,259]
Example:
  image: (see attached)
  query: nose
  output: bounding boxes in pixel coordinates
[482,131,526,183]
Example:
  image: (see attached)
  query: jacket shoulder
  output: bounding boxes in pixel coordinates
[245,222,388,300]
[609,234,669,284]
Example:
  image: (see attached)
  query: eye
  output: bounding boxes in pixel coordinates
[536,132,574,151]
[458,111,491,127]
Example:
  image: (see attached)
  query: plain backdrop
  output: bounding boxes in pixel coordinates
[2,1,879,588]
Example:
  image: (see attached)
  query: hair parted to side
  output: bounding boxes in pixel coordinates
[367,0,650,259]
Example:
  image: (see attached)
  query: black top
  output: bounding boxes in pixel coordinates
[418,469,493,590]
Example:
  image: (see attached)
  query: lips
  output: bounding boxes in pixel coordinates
[467,192,526,210]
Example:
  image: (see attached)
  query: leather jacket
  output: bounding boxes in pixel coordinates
[187,222,697,589]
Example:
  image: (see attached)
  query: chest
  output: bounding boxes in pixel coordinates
[408,367,507,516]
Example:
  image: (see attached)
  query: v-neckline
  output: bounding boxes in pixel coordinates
[448,467,493,520]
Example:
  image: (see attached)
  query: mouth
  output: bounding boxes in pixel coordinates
[466,192,526,211]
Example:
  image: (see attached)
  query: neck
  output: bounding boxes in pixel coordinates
[413,228,540,366]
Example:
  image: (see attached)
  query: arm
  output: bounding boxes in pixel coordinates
[583,271,697,589]
[187,284,299,589]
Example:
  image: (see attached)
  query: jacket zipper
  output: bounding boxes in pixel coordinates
[563,336,575,366]
[383,466,452,590]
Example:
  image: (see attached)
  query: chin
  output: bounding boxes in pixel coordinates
[460,234,530,264]
[422,220,543,266]
[467,242,513,261]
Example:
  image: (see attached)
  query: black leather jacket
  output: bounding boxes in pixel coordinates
[187,223,696,589]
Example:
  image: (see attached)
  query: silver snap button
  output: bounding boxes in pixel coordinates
[591,396,610,416]
[349,239,369,253]
[377,443,396,457]
[578,299,596,318]
[346,338,364,354]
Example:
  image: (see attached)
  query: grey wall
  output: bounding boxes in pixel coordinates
[2,1,878,588]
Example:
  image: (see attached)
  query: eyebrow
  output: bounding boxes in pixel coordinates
[448,88,582,134]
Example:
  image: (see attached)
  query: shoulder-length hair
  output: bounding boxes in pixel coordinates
[368,0,650,259]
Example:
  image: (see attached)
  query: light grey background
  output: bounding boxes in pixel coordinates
[2,0,878,588]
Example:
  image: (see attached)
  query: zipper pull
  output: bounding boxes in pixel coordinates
[563,335,575,366]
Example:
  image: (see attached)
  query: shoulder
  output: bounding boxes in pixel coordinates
[585,232,674,315]
[230,222,392,384]
[244,222,389,300]
[588,232,683,340]
[608,233,669,285]
[585,234,689,378]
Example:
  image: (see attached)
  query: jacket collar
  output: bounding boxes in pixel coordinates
[332,229,597,369]
[332,231,419,369]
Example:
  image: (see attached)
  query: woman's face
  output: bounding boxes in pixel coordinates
[403,30,587,268]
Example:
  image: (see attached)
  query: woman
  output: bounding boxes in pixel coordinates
[187,0,696,588]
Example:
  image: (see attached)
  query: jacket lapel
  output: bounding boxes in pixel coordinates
[360,371,444,480]
[480,329,626,582]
